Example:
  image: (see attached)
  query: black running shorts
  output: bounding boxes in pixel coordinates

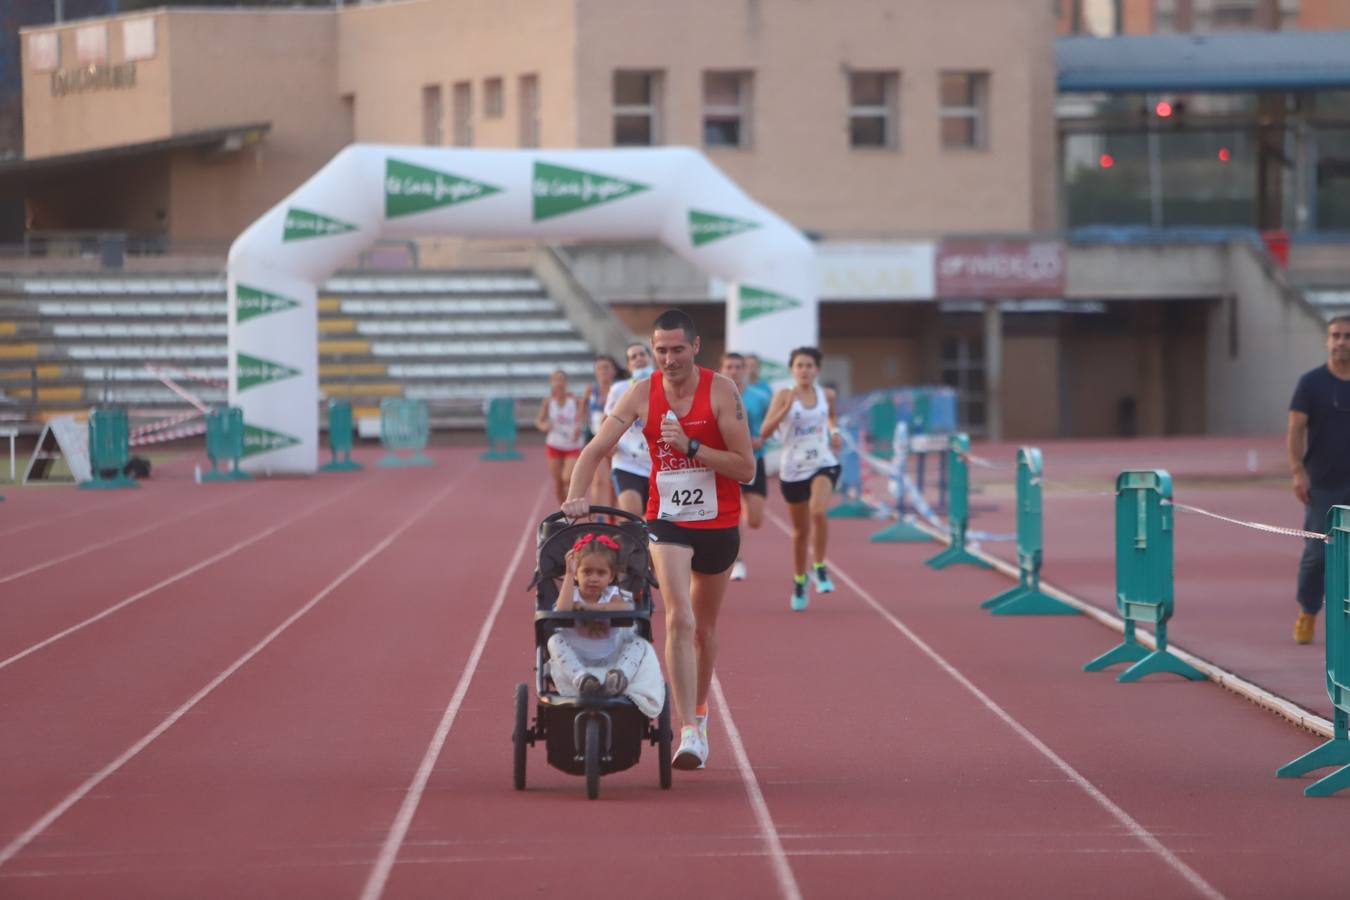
[645,520,741,575]
[779,465,841,505]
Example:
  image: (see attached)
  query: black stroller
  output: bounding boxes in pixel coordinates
[513,506,672,799]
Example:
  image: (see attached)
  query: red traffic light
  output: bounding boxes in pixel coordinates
[1099,153,1115,169]
[1155,100,1173,118]
[1218,147,1231,162]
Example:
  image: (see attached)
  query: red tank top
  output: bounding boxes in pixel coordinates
[644,367,741,529]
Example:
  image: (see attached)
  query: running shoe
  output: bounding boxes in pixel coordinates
[673,725,707,770]
[730,559,748,581]
[697,715,710,766]
[813,564,835,594]
[790,578,809,612]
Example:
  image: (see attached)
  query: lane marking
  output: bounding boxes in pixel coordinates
[711,675,804,900]
[0,480,370,673]
[359,486,547,900]
[0,469,469,870]
[0,488,256,585]
[0,496,134,539]
[766,511,1227,900]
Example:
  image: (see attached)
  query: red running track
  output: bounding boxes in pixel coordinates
[0,444,1347,899]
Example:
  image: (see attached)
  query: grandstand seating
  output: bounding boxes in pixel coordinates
[0,269,599,432]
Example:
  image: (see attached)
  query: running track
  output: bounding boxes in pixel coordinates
[1,445,1347,898]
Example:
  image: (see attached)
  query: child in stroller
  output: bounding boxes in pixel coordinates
[514,507,672,799]
[548,531,663,713]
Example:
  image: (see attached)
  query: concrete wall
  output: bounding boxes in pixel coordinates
[1206,240,1329,435]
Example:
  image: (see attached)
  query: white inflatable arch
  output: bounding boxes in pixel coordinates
[227,145,817,474]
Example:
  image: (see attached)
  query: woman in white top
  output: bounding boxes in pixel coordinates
[759,347,842,611]
[536,369,585,503]
[605,343,655,516]
[583,355,624,511]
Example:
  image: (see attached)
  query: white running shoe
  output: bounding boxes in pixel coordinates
[696,714,709,766]
[730,559,748,581]
[673,725,707,770]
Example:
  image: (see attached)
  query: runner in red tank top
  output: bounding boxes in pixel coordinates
[562,309,755,772]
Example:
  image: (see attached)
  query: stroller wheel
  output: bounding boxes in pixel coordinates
[584,716,602,800]
[513,683,529,790]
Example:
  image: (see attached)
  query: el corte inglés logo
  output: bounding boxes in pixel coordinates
[235,284,300,324]
[242,424,302,458]
[385,158,503,218]
[738,286,801,323]
[236,352,300,392]
[283,207,357,242]
[532,162,650,221]
[688,209,761,247]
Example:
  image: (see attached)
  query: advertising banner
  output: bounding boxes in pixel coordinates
[935,239,1065,298]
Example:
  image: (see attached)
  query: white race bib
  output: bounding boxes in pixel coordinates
[656,467,718,522]
[783,435,827,482]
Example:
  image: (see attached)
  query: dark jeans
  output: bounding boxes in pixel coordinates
[1297,486,1350,614]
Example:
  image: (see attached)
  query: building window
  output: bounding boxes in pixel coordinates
[28,33,59,72]
[484,77,504,118]
[519,74,540,148]
[941,336,986,432]
[122,19,156,62]
[613,70,662,146]
[75,25,107,65]
[939,71,989,150]
[848,71,898,149]
[1203,0,1262,30]
[703,71,752,149]
[452,80,473,147]
[422,85,443,146]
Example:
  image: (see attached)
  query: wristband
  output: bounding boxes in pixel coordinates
[686,438,701,460]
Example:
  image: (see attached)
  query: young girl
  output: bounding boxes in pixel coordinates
[547,532,664,717]
[536,370,585,504]
[760,346,843,611]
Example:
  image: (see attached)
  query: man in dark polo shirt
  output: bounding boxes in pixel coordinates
[1288,314,1350,644]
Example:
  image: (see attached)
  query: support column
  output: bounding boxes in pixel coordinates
[983,300,1003,443]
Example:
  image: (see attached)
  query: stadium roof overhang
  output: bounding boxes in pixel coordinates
[1057,32,1350,93]
[0,122,271,183]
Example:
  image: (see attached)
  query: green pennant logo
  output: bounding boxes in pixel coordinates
[236,284,300,324]
[738,286,802,323]
[283,207,358,242]
[385,158,503,218]
[532,162,650,221]
[236,352,300,392]
[242,423,302,458]
[689,209,761,247]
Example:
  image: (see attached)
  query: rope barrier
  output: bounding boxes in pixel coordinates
[1163,500,1328,543]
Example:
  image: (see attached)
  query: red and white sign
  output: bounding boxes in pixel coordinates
[935,239,1065,298]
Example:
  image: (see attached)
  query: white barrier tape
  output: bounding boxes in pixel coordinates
[1163,500,1328,543]
[130,408,203,439]
[130,422,207,447]
[144,363,227,390]
[145,366,213,413]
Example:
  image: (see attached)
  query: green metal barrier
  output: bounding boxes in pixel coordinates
[925,433,990,570]
[377,398,432,467]
[321,400,363,472]
[204,406,251,482]
[480,397,523,461]
[81,407,137,490]
[981,448,1077,615]
[868,396,896,460]
[1084,470,1203,682]
[1277,505,1350,796]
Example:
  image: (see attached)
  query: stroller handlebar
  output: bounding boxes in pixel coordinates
[541,505,647,527]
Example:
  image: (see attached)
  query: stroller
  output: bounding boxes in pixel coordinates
[513,506,672,799]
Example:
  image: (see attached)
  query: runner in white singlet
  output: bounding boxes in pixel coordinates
[759,346,843,611]
[536,369,585,504]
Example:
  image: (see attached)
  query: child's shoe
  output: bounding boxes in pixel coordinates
[813,563,835,594]
[578,674,603,697]
[602,669,628,696]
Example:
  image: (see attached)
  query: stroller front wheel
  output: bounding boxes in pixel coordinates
[584,716,602,800]
[513,683,529,790]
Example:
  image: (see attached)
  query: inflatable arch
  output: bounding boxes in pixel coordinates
[227,145,818,474]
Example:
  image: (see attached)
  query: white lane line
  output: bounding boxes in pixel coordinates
[0,469,468,870]
[711,675,804,900]
[0,488,255,585]
[766,511,1227,900]
[360,486,547,900]
[0,480,369,672]
[0,496,132,539]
